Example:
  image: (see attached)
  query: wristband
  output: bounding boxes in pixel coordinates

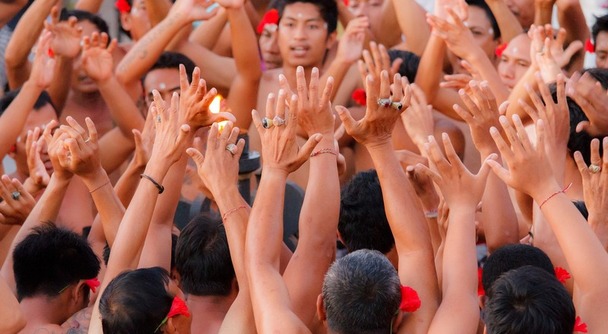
[140,174,164,194]
[539,183,571,209]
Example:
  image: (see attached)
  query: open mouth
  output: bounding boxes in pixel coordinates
[290,46,310,56]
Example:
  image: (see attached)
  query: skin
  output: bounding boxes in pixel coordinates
[259,25,282,70]
[595,31,608,69]
[497,34,531,90]
[119,0,153,42]
[347,0,383,38]
[503,0,535,28]
[143,68,182,108]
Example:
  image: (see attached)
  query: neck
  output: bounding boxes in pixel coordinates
[71,90,103,106]
[186,294,235,315]
[20,296,70,327]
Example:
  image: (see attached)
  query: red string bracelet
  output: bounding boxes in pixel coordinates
[222,205,248,222]
[310,148,338,158]
[539,183,572,209]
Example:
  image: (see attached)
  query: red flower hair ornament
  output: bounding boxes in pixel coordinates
[154,296,191,332]
[554,267,571,284]
[351,88,366,106]
[257,9,279,34]
[115,0,131,13]
[85,278,100,293]
[400,286,421,312]
[495,43,508,58]
[574,316,588,333]
[585,39,595,53]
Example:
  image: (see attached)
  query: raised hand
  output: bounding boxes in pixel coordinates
[42,120,72,181]
[178,65,236,130]
[25,127,51,192]
[574,138,608,225]
[488,115,557,198]
[426,7,477,61]
[29,30,56,89]
[358,42,403,84]
[169,0,219,23]
[336,70,410,148]
[418,134,493,208]
[56,116,102,179]
[44,6,83,58]
[186,122,245,196]
[453,80,501,156]
[292,66,335,137]
[252,90,321,175]
[567,71,608,136]
[131,110,156,168]
[214,0,244,9]
[81,32,118,83]
[335,16,368,65]
[0,176,36,226]
[402,83,434,149]
[149,90,192,165]
[434,0,468,21]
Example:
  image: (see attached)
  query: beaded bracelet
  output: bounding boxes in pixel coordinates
[539,183,572,209]
[140,174,165,194]
[222,205,248,222]
[310,148,338,158]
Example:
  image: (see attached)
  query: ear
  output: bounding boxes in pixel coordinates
[164,317,177,334]
[316,294,327,322]
[120,12,132,31]
[478,294,486,310]
[171,268,181,284]
[391,311,404,333]
[70,281,87,304]
[336,230,345,246]
[325,31,337,50]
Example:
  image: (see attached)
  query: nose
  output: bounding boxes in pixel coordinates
[353,3,367,18]
[499,61,515,80]
[293,24,307,40]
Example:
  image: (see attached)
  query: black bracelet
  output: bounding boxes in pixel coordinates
[140,174,164,194]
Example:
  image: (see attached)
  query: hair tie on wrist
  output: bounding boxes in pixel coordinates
[140,174,164,194]
[539,183,571,209]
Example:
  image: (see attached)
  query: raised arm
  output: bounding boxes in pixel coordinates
[336,71,439,334]
[246,89,321,333]
[0,0,26,28]
[391,0,431,55]
[485,0,524,43]
[0,274,25,334]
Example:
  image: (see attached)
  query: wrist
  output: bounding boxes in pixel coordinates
[261,166,290,180]
[81,169,109,189]
[96,75,116,87]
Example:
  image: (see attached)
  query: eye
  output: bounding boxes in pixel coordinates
[308,24,320,30]
[516,60,530,67]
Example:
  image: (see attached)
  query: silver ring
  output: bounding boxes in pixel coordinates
[589,164,601,174]
[11,191,20,200]
[262,117,273,129]
[377,98,392,108]
[226,143,237,156]
[273,116,285,126]
[85,138,91,143]
[391,101,403,110]
[156,116,161,123]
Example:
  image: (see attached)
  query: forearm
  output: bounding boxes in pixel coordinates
[533,1,553,25]
[0,0,27,28]
[556,0,587,73]
[464,50,509,103]
[98,77,145,135]
[506,66,537,122]
[227,5,261,83]
[322,59,354,101]
[486,0,524,43]
[0,81,43,158]
[215,188,250,285]
[392,0,430,55]
[4,0,52,67]
[589,217,608,251]
[74,0,104,13]
[47,56,73,113]
[189,9,227,49]
[113,156,146,207]
[176,41,235,90]
[144,0,171,27]
[416,34,446,104]
[0,276,25,334]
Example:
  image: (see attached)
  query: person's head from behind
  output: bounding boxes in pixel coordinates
[484,265,575,334]
[497,33,531,90]
[0,90,57,177]
[320,249,401,334]
[13,223,100,318]
[100,267,191,334]
[142,52,196,108]
[339,170,395,256]
[591,14,608,68]
[175,213,237,297]
[449,0,501,74]
[388,50,420,83]
[481,244,554,298]
[277,0,338,68]
[60,9,110,94]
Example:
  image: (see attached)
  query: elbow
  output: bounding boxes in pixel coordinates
[0,309,26,334]
[4,50,24,69]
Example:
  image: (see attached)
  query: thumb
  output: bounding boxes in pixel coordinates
[486,159,510,184]
[212,111,237,124]
[335,105,357,136]
[297,133,323,162]
[132,129,143,149]
[477,153,497,181]
[186,147,205,167]
[576,121,590,133]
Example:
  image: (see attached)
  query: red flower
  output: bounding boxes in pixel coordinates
[257,9,279,34]
[351,88,366,106]
[495,43,507,58]
[574,316,588,333]
[554,267,571,284]
[343,0,349,5]
[400,286,421,313]
[585,39,595,53]
[478,267,485,297]
[47,48,55,58]
[85,278,100,293]
[115,0,131,13]
[167,296,191,319]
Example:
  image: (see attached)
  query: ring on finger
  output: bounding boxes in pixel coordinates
[377,98,392,108]
[11,191,21,200]
[391,101,403,111]
[226,143,238,156]
[84,138,91,143]
[262,117,274,129]
[156,115,162,123]
[589,164,601,174]
[273,116,285,126]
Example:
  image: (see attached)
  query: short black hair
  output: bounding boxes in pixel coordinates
[485,266,575,334]
[175,213,236,296]
[100,267,173,334]
[278,0,338,34]
[592,14,608,44]
[466,0,501,40]
[142,52,196,84]
[0,89,55,117]
[13,223,100,301]
[339,170,395,254]
[388,49,420,83]
[482,244,554,294]
[60,9,110,37]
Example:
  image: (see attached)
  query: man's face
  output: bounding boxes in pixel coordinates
[12,104,57,176]
[143,68,181,109]
[596,31,608,69]
[259,25,282,69]
[503,0,534,28]
[71,20,102,94]
[347,0,383,37]
[497,34,531,90]
[121,0,153,42]
[278,2,334,68]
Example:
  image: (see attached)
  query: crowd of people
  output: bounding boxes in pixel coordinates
[0,0,607,332]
